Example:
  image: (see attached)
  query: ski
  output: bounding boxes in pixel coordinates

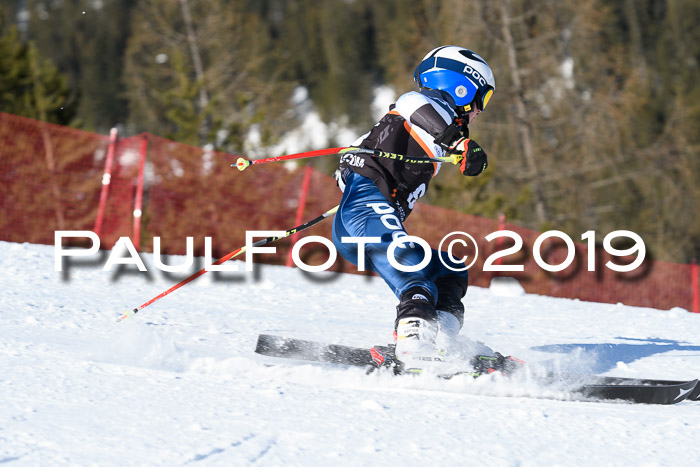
[254,334,699,405]
[556,375,700,402]
[574,380,698,405]
[255,333,384,367]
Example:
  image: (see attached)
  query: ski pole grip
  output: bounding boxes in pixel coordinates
[235,158,251,171]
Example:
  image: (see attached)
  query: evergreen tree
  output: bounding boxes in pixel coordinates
[20,0,137,131]
[246,0,378,144]
[0,25,75,124]
[123,0,293,151]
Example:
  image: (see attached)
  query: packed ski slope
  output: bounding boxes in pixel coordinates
[2,240,700,465]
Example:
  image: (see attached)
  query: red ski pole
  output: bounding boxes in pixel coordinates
[117,205,339,322]
[233,147,463,171]
[234,147,347,171]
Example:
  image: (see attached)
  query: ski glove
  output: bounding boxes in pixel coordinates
[459,139,488,176]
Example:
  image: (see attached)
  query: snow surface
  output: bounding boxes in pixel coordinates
[2,240,700,465]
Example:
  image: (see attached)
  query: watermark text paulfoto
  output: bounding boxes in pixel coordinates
[54,229,645,274]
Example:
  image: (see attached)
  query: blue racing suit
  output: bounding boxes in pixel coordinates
[333,171,468,297]
[333,88,471,327]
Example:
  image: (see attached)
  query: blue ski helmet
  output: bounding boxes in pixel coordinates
[414,46,495,112]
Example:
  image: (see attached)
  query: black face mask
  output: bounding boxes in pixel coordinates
[434,120,469,150]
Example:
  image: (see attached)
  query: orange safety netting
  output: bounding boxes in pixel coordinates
[0,111,697,312]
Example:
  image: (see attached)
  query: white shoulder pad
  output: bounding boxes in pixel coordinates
[394,91,453,126]
[352,132,370,146]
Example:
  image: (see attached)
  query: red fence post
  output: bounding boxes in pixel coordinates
[286,165,313,267]
[692,258,699,313]
[94,127,118,237]
[132,134,149,251]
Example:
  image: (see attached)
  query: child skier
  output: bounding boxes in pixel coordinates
[332,45,495,371]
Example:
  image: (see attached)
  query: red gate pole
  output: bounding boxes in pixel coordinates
[286,165,313,267]
[692,258,699,313]
[94,127,118,237]
[132,134,148,251]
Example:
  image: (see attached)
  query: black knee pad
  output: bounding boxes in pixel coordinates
[435,275,468,327]
[395,287,437,329]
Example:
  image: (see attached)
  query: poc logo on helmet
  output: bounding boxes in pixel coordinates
[463,65,487,87]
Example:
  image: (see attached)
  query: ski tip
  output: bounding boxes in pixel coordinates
[234,157,251,171]
[678,379,700,403]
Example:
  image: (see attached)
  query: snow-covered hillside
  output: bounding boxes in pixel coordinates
[2,240,700,465]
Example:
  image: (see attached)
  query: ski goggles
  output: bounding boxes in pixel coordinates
[463,87,493,113]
